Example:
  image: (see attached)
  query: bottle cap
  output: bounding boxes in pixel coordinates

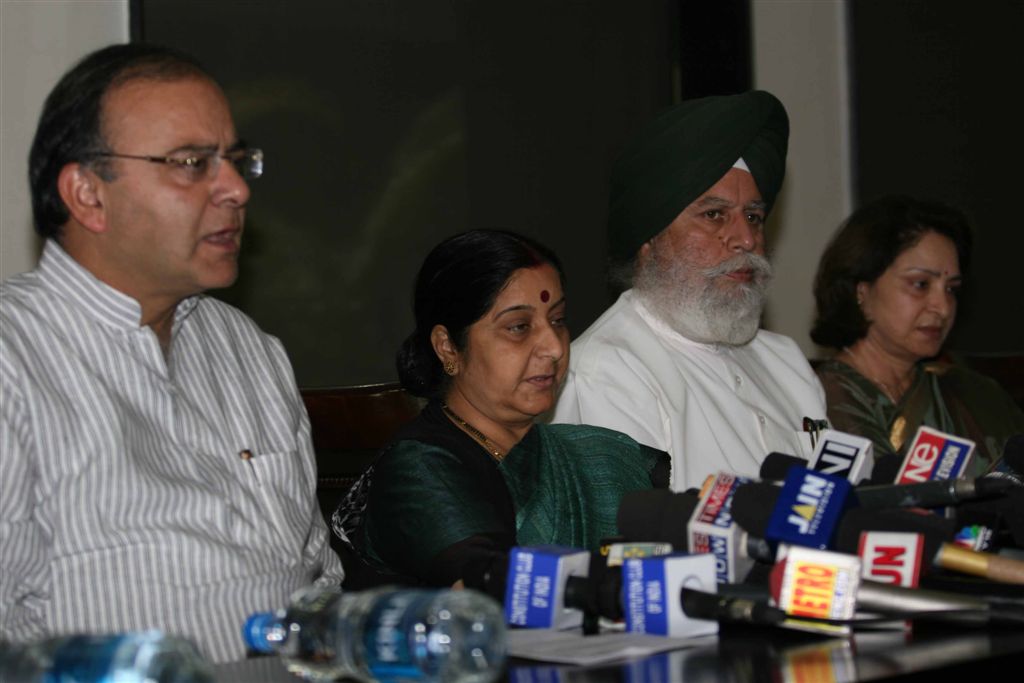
[241,612,278,653]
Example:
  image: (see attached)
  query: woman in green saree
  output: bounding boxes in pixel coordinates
[811,195,1024,475]
[333,230,667,588]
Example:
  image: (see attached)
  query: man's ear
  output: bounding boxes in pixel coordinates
[637,239,654,265]
[57,163,107,234]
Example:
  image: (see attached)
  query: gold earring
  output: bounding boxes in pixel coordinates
[443,359,456,376]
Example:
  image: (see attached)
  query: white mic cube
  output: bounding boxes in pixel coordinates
[809,429,875,483]
[504,546,590,629]
[687,472,755,583]
[621,553,718,638]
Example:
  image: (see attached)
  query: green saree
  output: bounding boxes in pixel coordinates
[354,401,667,585]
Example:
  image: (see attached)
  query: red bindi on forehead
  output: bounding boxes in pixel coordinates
[540,290,550,303]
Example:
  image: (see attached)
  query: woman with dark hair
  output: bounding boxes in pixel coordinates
[333,230,668,587]
[811,195,1023,471]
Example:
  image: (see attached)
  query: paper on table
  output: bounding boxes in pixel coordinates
[506,628,718,666]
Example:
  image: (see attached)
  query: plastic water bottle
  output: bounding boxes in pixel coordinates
[0,631,214,682]
[243,584,507,682]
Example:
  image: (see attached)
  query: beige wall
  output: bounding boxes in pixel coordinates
[753,0,851,358]
[0,0,847,360]
[0,0,128,280]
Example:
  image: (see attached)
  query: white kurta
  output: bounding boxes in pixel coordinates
[0,241,344,663]
[551,290,827,491]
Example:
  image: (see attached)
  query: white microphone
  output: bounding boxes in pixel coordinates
[808,429,875,483]
[503,546,590,629]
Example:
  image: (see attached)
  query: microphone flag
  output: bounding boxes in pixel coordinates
[765,468,852,549]
[504,546,590,629]
[857,531,924,588]
[621,554,718,638]
[808,429,875,483]
[770,546,862,636]
[687,472,754,583]
[895,426,975,484]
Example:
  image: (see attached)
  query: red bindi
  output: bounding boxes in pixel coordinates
[540,290,550,302]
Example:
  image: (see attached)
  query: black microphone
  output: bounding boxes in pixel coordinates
[730,481,957,562]
[461,549,511,602]
[761,450,928,487]
[563,545,629,632]
[565,563,793,628]
[758,452,806,481]
[679,586,786,626]
[955,488,1024,549]
[616,487,775,565]
[853,477,1019,509]
[583,554,1024,628]
[869,452,902,484]
[759,452,1021,509]
[732,481,1024,584]
[616,488,700,550]
[733,481,955,545]
[945,434,1024,548]
[984,434,1024,486]
[616,476,1024,623]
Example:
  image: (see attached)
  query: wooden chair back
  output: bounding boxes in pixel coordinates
[301,382,423,519]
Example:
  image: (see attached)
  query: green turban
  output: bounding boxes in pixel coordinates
[608,90,789,263]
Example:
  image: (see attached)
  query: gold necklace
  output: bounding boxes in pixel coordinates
[441,403,505,461]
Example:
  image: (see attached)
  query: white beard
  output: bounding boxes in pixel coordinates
[635,250,773,346]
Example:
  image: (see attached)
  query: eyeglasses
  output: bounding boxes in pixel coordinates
[93,147,264,181]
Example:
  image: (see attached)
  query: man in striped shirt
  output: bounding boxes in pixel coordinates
[0,44,343,663]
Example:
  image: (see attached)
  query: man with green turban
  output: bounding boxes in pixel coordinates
[552,90,827,492]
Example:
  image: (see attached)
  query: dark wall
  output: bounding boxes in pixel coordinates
[135,0,1021,382]
[678,0,750,99]
[137,0,681,386]
[849,0,1024,354]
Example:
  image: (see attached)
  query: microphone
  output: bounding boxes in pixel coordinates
[956,489,1024,549]
[617,483,776,568]
[986,434,1024,483]
[761,450,897,489]
[770,545,862,633]
[503,546,591,629]
[870,453,902,484]
[617,489,699,551]
[758,453,1019,509]
[941,435,1024,548]
[733,484,960,564]
[735,480,1024,584]
[771,546,1024,627]
[686,472,757,583]
[500,545,770,636]
[769,543,1024,632]
[759,451,807,481]
[678,586,786,626]
[558,551,787,634]
[806,429,875,482]
[620,553,721,637]
[853,477,1018,509]
[857,529,925,588]
[497,539,677,630]
[894,426,975,484]
[761,450,919,487]
[762,468,853,549]
[831,506,954,567]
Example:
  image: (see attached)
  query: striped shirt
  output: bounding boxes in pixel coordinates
[0,241,344,663]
